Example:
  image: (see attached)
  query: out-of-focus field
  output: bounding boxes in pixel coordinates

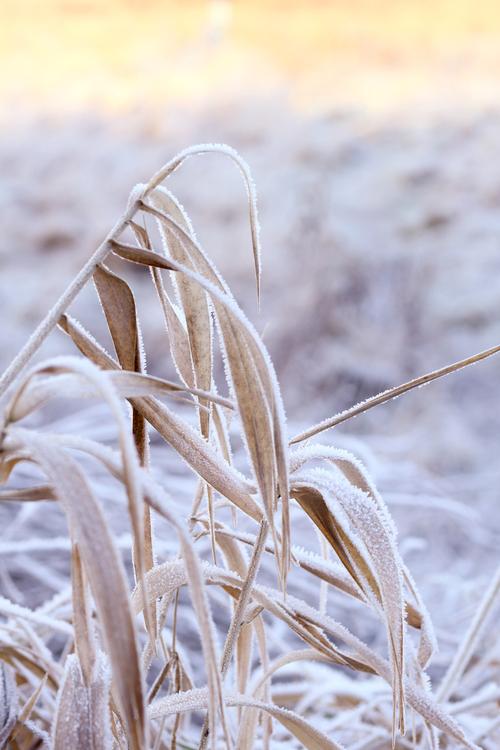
[1,2,500,735]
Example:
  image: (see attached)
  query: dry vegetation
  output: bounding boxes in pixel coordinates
[0,145,498,749]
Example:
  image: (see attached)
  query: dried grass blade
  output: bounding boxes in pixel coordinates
[155,276,196,388]
[7,354,156,648]
[131,219,197,389]
[8,428,145,750]
[198,521,268,750]
[280,593,481,750]
[291,343,500,444]
[57,315,260,520]
[39,431,230,749]
[52,653,111,750]
[134,396,261,521]
[0,644,59,695]
[19,675,47,725]
[141,143,261,300]
[437,564,500,703]
[135,557,437,741]
[148,189,213,440]
[71,543,96,687]
[10,366,233,420]
[132,562,373,675]
[93,264,156,642]
[141,478,231,749]
[93,264,140,373]
[112,238,289,583]
[0,662,17,746]
[0,485,55,502]
[149,687,345,750]
[0,596,72,636]
[292,474,405,737]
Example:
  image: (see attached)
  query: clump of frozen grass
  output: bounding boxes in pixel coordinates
[0,145,499,749]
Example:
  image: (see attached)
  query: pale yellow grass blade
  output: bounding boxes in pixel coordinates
[149,687,345,750]
[0,662,17,747]
[291,344,500,444]
[7,427,145,750]
[8,370,233,422]
[52,653,111,750]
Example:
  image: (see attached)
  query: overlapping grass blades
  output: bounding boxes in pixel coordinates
[0,144,498,749]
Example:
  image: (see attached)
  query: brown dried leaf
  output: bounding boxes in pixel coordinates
[149,189,213,439]
[71,543,96,687]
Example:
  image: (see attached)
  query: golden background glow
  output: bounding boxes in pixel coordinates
[3,1,500,115]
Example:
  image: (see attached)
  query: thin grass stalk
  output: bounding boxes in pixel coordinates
[198,520,269,750]
[290,344,500,444]
[436,564,500,703]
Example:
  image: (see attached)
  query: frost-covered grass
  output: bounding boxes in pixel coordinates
[0,145,499,750]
